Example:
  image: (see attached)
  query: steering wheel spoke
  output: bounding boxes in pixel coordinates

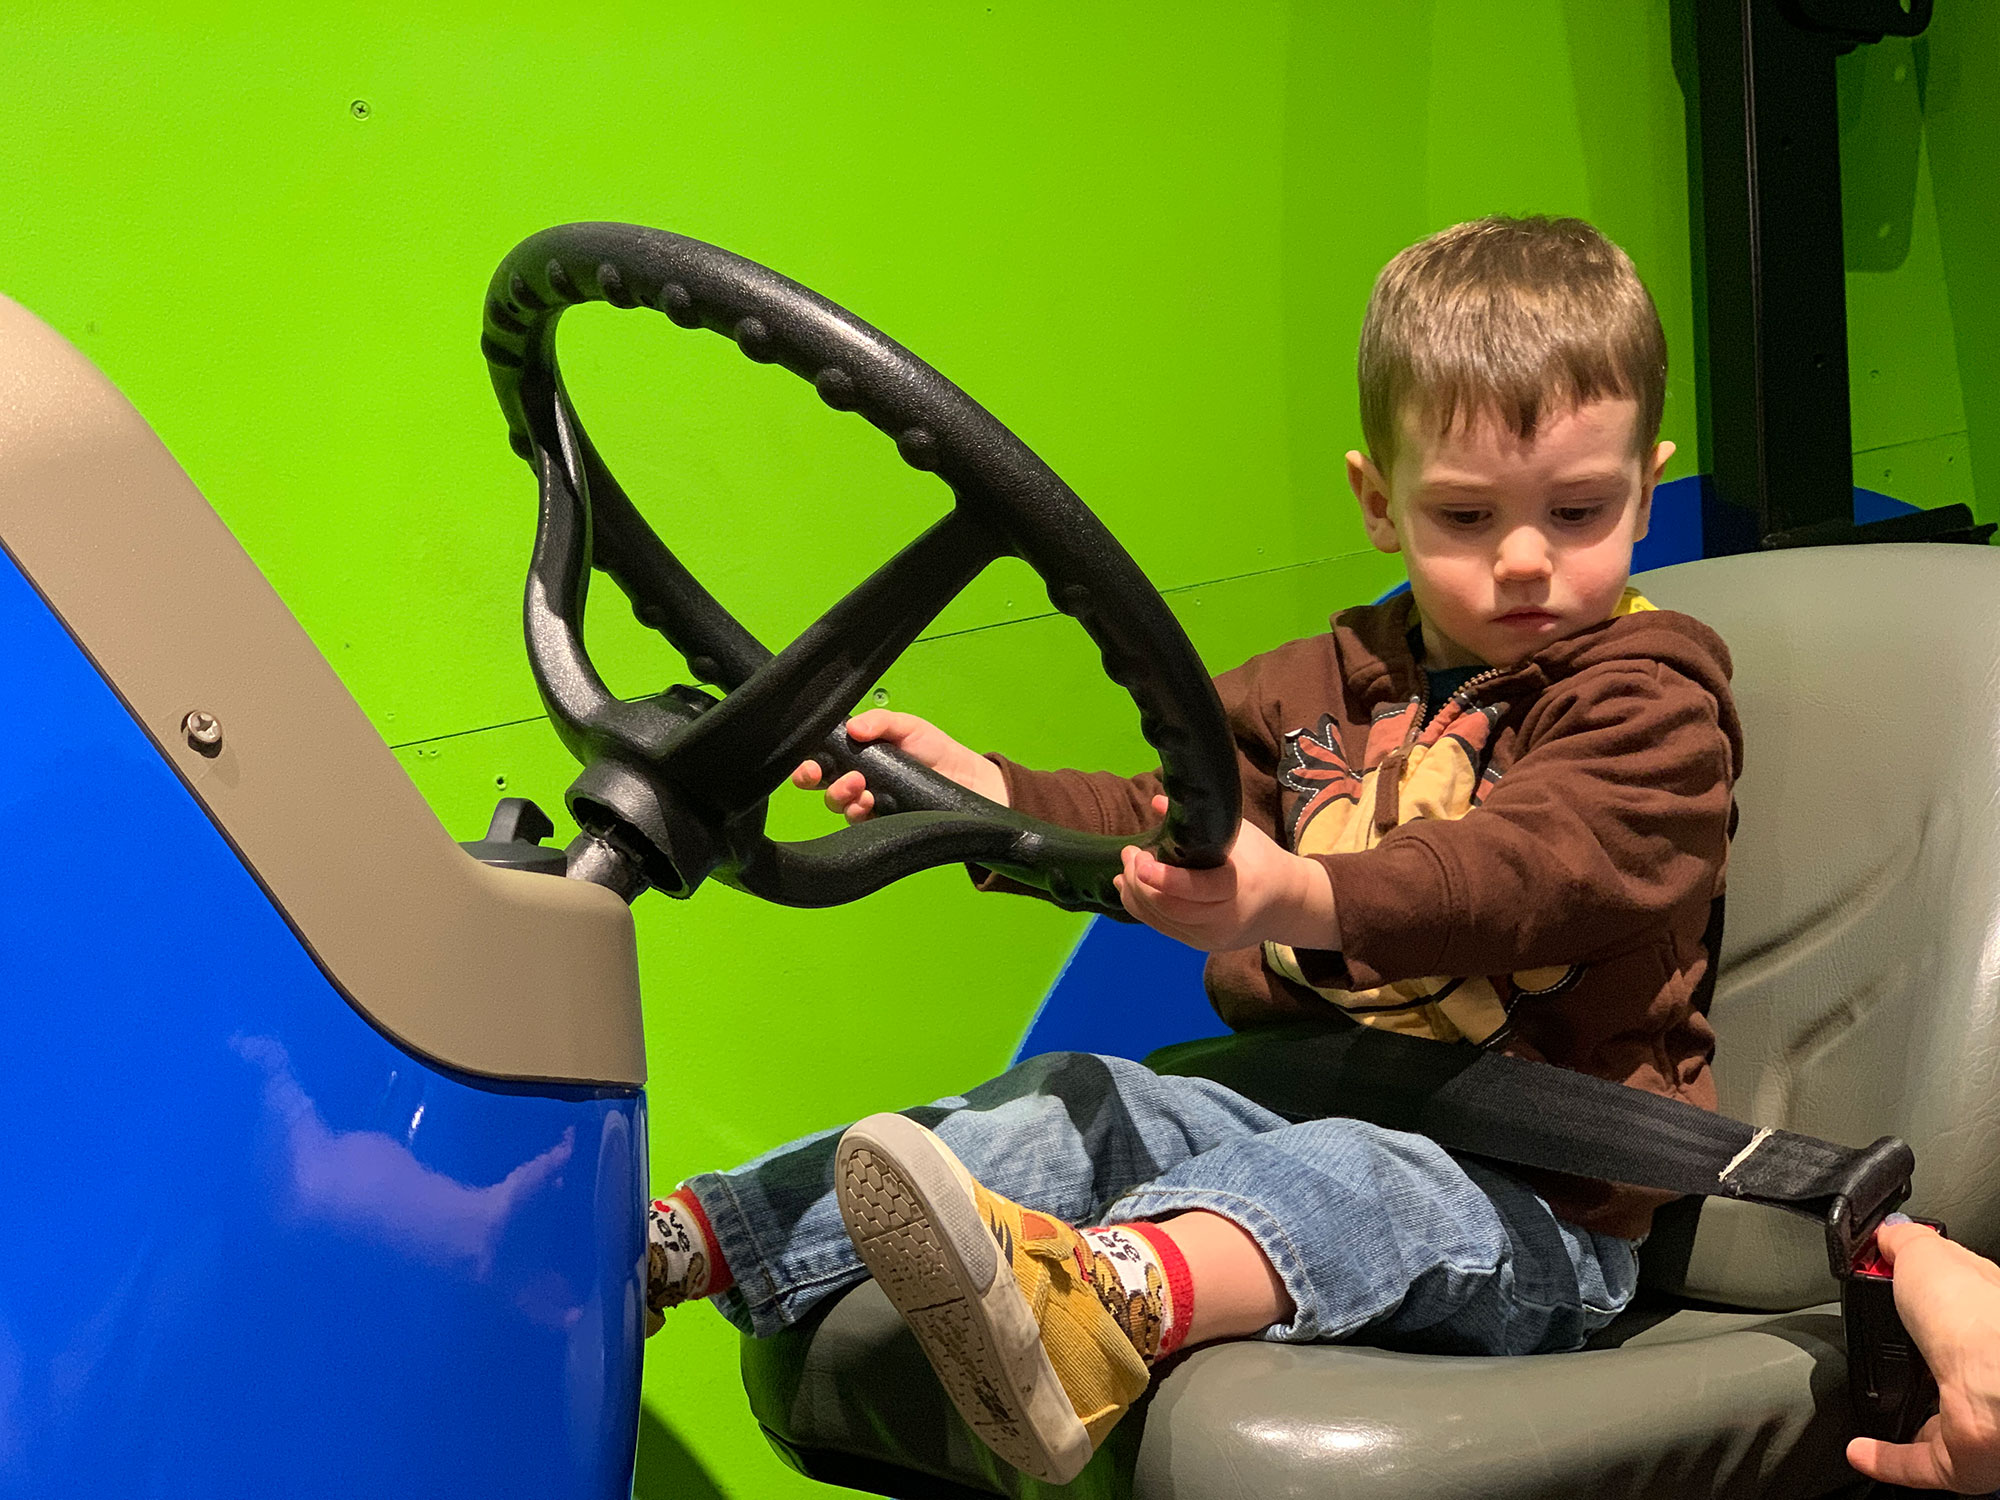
[662,506,1001,817]
[571,419,773,693]
[484,222,1241,910]
[522,410,627,755]
[726,809,1136,914]
[522,401,717,765]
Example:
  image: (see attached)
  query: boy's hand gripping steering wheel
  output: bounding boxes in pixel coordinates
[482,222,1240,915]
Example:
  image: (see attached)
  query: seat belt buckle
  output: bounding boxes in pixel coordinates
[1819,1135,1915,1280]
[1840,1216,1944,1443]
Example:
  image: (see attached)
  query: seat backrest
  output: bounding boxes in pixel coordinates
[1640,546,2000,1309]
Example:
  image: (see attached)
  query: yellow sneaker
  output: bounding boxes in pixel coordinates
[835,1112,1151,1484]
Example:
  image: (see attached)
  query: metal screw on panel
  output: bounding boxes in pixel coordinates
[182,710,223,750]
[350,99,371,120]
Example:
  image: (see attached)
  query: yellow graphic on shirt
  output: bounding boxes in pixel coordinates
[1260,590,1650,1044]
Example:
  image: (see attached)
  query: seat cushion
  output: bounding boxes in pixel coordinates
[742,1281,1870,1499]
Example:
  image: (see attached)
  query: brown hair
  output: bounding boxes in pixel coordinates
[1358,215,1667,472]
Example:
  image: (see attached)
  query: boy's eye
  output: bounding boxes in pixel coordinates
[1552,504,1606,525]
[1439,509,1487,529]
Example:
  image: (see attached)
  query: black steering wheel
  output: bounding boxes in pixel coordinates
[481,222,1240,916]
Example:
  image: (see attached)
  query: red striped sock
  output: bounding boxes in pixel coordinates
[647,1189,734,1323]
[1077,1221,1197,1363]
[1126,1221,1195,1358]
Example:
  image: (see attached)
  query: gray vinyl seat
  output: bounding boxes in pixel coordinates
[742,545,2000,1500]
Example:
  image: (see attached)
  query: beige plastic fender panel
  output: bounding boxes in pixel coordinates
[0,293,644,1087]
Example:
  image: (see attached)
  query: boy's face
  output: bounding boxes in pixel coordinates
[1346,397,1672,669]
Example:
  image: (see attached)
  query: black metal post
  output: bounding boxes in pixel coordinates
[1679,0,1982,550]
[1690,0,1853,545]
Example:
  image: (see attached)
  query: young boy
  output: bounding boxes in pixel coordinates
[644,215,1742,1485]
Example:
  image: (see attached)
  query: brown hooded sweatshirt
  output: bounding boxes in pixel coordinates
[984,592,1743,1240]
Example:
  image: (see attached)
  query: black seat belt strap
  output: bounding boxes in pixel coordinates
[1146,1020,1914,1282]
[1148,1018,1931,1441]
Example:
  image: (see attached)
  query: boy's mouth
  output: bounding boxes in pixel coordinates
[1493,607,1560,627]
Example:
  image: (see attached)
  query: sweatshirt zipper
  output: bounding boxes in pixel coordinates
[1372,666,1505,834]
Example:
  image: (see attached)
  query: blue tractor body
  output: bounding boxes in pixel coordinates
[0,542,643,1498]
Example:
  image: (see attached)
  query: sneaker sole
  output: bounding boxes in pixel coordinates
[835,1112,1093,1484]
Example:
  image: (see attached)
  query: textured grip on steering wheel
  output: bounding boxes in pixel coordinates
[483,222,1241,910]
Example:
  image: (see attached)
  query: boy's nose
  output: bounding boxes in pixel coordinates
[1494,527,1554,581]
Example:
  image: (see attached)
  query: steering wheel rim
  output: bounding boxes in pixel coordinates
[481,221,1240,914]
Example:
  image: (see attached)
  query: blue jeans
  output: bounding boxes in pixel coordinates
[686,1051,1640,1353]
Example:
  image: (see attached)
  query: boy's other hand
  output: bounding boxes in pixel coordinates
[791,710,1008,821]
[1845,1220,2000,1493]
[1116,796,1338,952]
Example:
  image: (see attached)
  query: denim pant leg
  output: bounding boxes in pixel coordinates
[1106,1116,1642,1355]
[684,1051,1291,1338]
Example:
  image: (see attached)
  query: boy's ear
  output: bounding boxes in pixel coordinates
[1634,439,1675,544]
[1346,450,1401,554]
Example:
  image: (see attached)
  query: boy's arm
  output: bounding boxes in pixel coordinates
[1115,797,1339,951]
[986,654,1350,952]
[796,710,1008,813]
[1305,660,1735,989]
[989,644,1293,838]
[974,649,1295,898]
[982,754,1162,838]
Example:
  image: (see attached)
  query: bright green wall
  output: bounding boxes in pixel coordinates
[1,4,1988,1496]
[1839,13,2000,523]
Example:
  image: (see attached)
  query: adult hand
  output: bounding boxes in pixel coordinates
[1115,796,1338,952]
[1846,1219,2000,1494]
[791,710,1007,821]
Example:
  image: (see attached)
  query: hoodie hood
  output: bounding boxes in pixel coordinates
[1329,592,1744,782]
